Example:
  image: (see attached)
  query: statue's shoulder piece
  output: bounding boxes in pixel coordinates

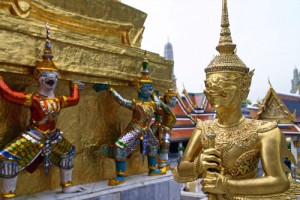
[254,120,278,133]
[196,119,213,130]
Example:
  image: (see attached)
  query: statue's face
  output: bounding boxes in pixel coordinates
[204,73,241,110]
[39,71,59,90]
[168,96,177,108]
[139,83,153,98]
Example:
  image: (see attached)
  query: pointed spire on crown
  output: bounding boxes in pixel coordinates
[138,51,152,83]
[205,0,248,74]
[216,0,236,54]
[35,22,58,72]
[42,22,54,61]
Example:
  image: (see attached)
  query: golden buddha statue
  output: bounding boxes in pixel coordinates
[172,0,300,199]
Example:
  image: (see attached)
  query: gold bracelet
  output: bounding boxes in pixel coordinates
[72,83,79,88]
[193,156,201,176]
[222,175,232,199]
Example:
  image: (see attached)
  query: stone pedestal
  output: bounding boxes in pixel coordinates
[15,171,180,200]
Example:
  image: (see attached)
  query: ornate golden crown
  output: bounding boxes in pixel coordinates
[205,0,249,75]
[163,89,176,103]
[35,22,58,72]
[137,51,152,84]
[164,89,176,97]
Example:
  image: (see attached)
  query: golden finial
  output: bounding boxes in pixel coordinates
[136,51,152,89]
[268,77,273,88]
[216,0,236,54]
[205,0,248,74]
[36,22,58,73]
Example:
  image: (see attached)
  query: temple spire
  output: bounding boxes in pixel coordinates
[216,0,236,54]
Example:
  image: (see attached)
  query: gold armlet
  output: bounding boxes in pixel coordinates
[61,96,68,108]
[72,83,79,88]
[171,167,198,183]
[24,93,32,107]
[193,156,202,176]
[222,176,232,199]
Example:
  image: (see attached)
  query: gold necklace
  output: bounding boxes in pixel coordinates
[216,116,246,128]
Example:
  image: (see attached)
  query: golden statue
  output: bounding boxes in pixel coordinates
[172,0,300,199]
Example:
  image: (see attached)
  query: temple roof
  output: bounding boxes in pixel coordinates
[255,84,295,123]
[277,93,300,120]
[278,124,300,136]
[170,89,215,141]
[171,83,300,141]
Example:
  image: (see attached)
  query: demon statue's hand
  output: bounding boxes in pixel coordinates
[201,171,226,194]
[72,81,85,90]
[93,84,111,92]
[195,148,222,176]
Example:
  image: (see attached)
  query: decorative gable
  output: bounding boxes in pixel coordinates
[255,83,295,123]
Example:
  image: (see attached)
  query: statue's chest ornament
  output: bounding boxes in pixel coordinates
[205,119,259,166]
[38,99,60,123]
[40,99,60,114]
[140,102,154,115]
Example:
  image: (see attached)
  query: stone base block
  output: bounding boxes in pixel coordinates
[15,171,180,200]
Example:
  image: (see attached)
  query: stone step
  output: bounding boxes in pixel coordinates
[15,171,180,200]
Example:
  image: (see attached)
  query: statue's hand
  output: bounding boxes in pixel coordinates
[62,185,86,193]
[201,171,225,194]
[198,148,222,174]
[72,81,85,90]
[150,122,160,134]
[93,84,111,92]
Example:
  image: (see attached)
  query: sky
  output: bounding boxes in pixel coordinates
[122,0,300,103]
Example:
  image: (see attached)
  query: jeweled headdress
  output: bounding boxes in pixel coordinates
[164,89,176,97]
[163,89,176,103]
[35,22,58,72]
[137,51,153,84]
[205,0,254,101]
[205,0,249,75]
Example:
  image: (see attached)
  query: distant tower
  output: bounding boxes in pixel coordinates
[164,39,176,88]
[290,66,300,94]
[164,40,174,61]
